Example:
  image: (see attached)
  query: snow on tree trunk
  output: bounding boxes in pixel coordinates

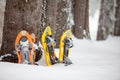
[114,0,120,36]
[55,0,73,48]
[0,0,43,56]
[39,0,46,38]
[73,0,90,39]
[97,0,116,40]
[0,0,6,44]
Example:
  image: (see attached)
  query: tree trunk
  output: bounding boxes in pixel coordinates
[45,0,58,37]
[114,0,120,36]
[97,0,116,40]
[0,0,42,55]
[55,0,73,48]
[84,0,90,39]
[73,0,90,39]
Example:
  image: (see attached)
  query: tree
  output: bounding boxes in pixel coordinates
[0,0,43,61]
[114,0,120,36]
[97,0,116,40]
[73,0,90,39]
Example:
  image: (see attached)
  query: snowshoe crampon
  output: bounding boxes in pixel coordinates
[41,26,58,66]
[15,30,36,64]
[59,29,73,66]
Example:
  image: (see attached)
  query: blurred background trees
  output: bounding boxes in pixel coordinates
[97,0,120,40]
[114,0,120,36]
[73,0,90,39]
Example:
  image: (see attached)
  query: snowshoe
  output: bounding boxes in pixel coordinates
[15,30,36,64]
[59,29,73,65]
[41,26,58,66]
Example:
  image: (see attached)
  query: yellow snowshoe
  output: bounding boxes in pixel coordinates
[41,26,58,66]
[59,29,73,66]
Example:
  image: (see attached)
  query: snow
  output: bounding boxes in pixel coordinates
[0,54,11,61]
[0,36,120,80]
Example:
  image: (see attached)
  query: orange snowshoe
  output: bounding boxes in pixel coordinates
[15,30,36,64]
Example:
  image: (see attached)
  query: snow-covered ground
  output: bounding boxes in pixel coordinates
[0,36,120,80]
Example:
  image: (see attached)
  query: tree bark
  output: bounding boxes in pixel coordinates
[114,0,120,36]
[97,0,116,40]
[0,0,42,55]
[45,0,57,37]
[73,0,90,39]
[84,0,90,39]
[55,0,73,48]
